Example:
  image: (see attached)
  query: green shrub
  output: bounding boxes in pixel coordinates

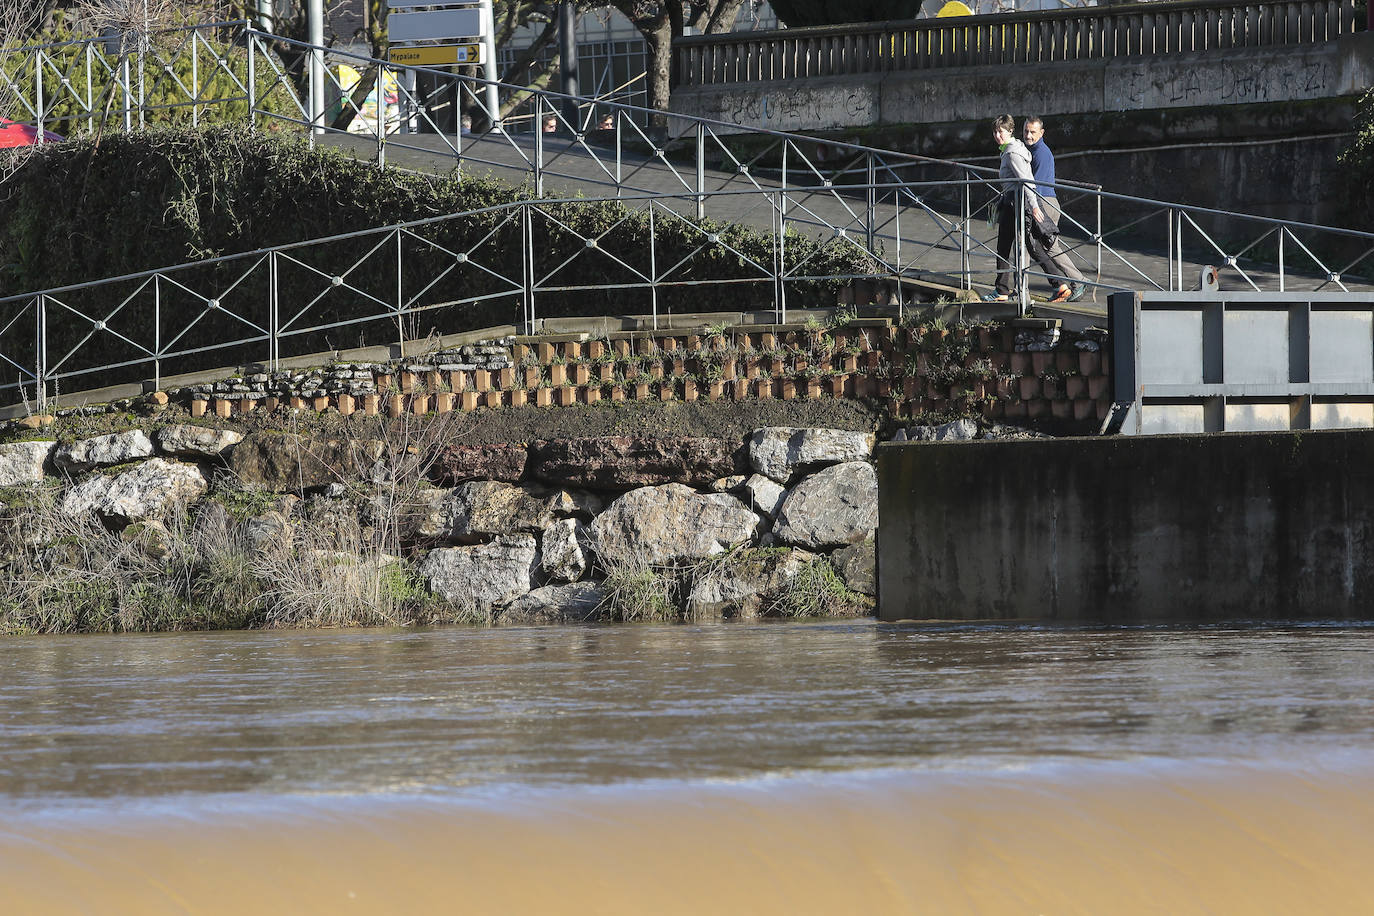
[0,127,875,391]
[1341,88,1374,230]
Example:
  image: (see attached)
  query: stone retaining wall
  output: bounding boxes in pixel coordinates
[139,319,1110,437]
[0,424,912,628]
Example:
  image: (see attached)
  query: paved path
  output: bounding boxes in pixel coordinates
[321,129,1374,317]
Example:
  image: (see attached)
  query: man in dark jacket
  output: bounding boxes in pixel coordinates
[1024,116,1088,303]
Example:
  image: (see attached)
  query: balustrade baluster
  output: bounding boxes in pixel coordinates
[666,0,1346,88]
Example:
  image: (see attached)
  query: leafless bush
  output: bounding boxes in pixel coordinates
[596,543,683,622]
[0,489,263,633]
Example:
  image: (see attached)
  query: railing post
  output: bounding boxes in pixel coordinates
[395,228,406,356]
[138,34,147,129]
[1167,206,1176,290]
[246,30,257,132]
[36,294,47,412]
[269,250,279,370]
[649,204,659,330]
[1095,190,1103,288]
[775,190,787,323]
[1174,208,1185,291]
[523,204,536,333]
[154,275,161,392]
[866,154,877,253]
[1278,226,1286,292]
[781,139,789,205]
[376,65,386,166]
[534,97,545,198]
[191,32,199,129]
[961,170,971,291]
[614,109,622,197]
[695,122,705,221]
[34,51,43,142]
[121,56,132,130]
[1016,182,1028,317]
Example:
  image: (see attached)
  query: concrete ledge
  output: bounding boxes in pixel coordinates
[876,429,1374,623]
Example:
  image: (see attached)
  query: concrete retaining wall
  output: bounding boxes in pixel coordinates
[875,429,1374,622]
[671,34,1374,133]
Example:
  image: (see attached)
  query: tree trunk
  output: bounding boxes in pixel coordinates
[644,17,673,120]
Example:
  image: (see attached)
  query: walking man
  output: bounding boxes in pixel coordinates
[984,115,1077,304]
[1024,116,1087,302]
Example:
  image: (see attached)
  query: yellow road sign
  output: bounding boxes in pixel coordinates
[388,44,482,67]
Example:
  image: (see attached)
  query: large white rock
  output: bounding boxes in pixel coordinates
[419,535,538,611]
[740,474,787,519]
[95,458,208,523]
[748,427,874,483]
[588,483,760,567]
[155,424,244,459]
[686,547,819,619]
[772,461,878,549]
[540,518,587,583]
[54,430,155,472]
[0,440,54,485]
[60,474,114,516]
[404,484,605,544]
[497,582,604,625]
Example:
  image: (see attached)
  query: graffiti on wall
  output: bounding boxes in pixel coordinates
[1116,58,1334,108]
[700,85,876,131]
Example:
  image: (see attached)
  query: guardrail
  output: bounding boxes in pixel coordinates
[3,177,1373,412]
[673,0,1362,86]
[1,23,1373,412]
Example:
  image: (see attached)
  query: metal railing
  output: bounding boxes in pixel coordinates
[2,175,1372,410]
[1,23,1373,410]
[672,0,1362,86]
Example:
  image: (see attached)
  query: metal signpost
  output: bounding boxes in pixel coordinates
[387,0,500,130]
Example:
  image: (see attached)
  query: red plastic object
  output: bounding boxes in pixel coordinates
[0,119,63,147]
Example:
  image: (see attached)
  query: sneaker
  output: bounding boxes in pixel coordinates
[981,292,1010,302]
[1068,282,1088,302]
[1048,285,1071,304]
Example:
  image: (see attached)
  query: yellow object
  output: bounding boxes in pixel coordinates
[387,44,483,67]
[936,1,975,16]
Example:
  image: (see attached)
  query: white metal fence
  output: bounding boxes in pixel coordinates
[0,21,1372,409]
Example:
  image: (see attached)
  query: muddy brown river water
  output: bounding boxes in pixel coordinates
[3,619,1372,913]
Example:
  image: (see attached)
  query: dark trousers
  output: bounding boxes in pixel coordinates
[994,199,1063,296]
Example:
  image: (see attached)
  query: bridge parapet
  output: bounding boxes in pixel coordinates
[673,0,1362,88]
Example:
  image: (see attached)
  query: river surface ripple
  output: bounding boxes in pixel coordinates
[1,618,1371,807]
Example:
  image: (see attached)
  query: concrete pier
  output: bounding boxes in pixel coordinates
[876,430,1374,622]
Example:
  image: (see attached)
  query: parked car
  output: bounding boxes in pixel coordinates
[0,118,63,147]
